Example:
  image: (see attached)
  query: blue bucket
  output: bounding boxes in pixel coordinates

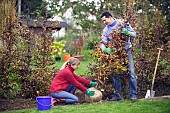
[36,96,52,111]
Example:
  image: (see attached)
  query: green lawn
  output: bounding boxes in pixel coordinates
[52,60,91,75]
[52,49,94,75]
[2,100,170,113]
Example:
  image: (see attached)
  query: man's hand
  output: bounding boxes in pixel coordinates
[86,89,95,96]
[90,81,97,87]
[102,47,114,54]
[121,28,132,36]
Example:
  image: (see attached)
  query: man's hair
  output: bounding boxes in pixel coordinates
[101,12,112,18]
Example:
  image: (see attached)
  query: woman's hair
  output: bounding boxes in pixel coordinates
[60,57,80,70]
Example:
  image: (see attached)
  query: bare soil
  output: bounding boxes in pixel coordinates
[0,98,36,111]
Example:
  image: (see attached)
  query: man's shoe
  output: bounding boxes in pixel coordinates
[130,97,137,101]
[110,98,118,101]
[110,97,123,101]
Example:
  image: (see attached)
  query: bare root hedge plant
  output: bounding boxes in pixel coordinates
[88,0,170,99]
[0,0,58,99]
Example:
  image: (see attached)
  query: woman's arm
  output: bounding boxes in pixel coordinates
[64,71,88,94]
[73,73,90,87]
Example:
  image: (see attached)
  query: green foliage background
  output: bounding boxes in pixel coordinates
[0,0,169,100]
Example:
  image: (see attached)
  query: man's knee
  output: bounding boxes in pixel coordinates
[129,73,136,79]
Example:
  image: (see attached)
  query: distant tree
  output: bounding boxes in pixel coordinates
[48,0,127,32]
[16,0,49,19]
[149,0,170,23]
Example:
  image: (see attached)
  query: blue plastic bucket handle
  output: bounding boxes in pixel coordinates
[36,96,52,111]
[36,97,52,106]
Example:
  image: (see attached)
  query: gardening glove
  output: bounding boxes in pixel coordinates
[90,81,97,87]
[86,89,95,96]
[121,28,132,36]
[102,47,114,54]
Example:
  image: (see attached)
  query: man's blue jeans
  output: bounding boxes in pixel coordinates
[112,48,137,99]
[50,84,78,104]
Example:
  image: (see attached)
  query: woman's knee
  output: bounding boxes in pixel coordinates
[66,97,78,104]
[72,96,79,103]
[72,96,78,103]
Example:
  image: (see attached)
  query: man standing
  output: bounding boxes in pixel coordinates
[100,11,137,101]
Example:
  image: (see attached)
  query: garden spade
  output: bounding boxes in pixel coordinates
[145,48,163,98]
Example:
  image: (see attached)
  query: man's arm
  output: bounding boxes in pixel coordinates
[99,29,114,54]
[121,21,136,38]
[126,25,136,38]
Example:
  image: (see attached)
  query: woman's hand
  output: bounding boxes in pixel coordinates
[90,81,97,87]
[86,89,95,96]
